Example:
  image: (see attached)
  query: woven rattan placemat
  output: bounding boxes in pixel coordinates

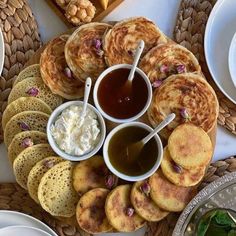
[0,0,42,142]
[174,0,236,135]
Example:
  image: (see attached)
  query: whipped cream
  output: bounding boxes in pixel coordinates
[51,105,101,156]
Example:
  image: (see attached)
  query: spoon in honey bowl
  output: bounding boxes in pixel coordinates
[126,113,176,162]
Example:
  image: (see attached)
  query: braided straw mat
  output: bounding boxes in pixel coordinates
[173,0,236,135]
[0,0,42,142]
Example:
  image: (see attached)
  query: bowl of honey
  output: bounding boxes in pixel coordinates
[103,122,163,182]
[93,64,152,123]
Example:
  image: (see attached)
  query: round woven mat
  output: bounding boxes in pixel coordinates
[0,0,42,142]
[174,0,236,135]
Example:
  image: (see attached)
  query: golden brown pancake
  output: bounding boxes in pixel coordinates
[40,34,85,100]
[73,155,118,196]
[103,17,167,66]
[149,170,196,212]
[65,23,112,82]
[168,124,213,169]
[131,180,169,222]
[147,73,219,139]
[140,43,201,84]
[105,185,146,232]
[161,147,206,186]
[76,188,112,234]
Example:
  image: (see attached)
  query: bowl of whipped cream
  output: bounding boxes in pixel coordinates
[47,101,106,161]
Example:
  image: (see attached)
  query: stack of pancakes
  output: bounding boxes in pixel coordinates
[2,16,219,234]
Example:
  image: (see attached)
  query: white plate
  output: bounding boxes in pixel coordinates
[0,27,4,76]
[0,226,52,236]
[0,211,57,236]
[205,0,236,104]
[228,32,236,87]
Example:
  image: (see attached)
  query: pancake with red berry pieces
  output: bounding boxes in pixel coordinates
[103,17,167,66]
[65,23,112,82]
[140,43,201,86]
[147,73,219,139]
[40,34,85,100]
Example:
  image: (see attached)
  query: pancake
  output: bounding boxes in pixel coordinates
[147,73,219,139]
[76,188,112,234]
[8,131,48,165]
[65,23,112,82]
[13,64,41,87]
[140,43,201,84]
[4,111,49,147]
[131,180,169,222]
[13,144,55,190]
[73,155,118,196]
[161,147,206,186]
[105,185,146,232]
[149,170,196,212]
[2,97,52,130]
[38,161,79,217]
[40,34,85,100]
[103,17,167,66]
[27,156,63,203]
[8,77,63,110]
[168,124,213,169]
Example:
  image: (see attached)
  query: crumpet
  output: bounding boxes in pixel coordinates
[76,188,112,234]
[105,185,145,232]
[168,124,213,169]
[131,180,169,222]
[161,147,206,187]
[149,170,196,212]
[73,155,118,196]
[38,161,79,217]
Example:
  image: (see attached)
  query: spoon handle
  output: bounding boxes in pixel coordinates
[142,113,176,144]
[81,77,92,118]
[127,40,145,82]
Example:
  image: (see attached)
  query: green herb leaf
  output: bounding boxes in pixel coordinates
[197,211,217,236]
[214,211,233,226]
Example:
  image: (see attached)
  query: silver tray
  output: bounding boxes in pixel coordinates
[173,172,236,236]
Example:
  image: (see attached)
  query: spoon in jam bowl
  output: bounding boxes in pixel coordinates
[81,77,92,120]
[126,113,176,162]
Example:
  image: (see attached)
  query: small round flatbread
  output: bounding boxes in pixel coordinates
[140,43,201,84]
[2,97,52,130]
[40,35,85,99]
[38,161,79,217]
[149,170,196,212]
[4,111,49,147]
[131,181,169,222]
[8,77,63,110]
[105,185,145,232]
[161,147,206,187]
[147,73,219,139]
[13,144,55,190]
[103,17,167,66]
[76,188,112,234]
[8,131,48,165]
[73,155,118,196]
[65,23,112,82]
[27,156,63,203]
[168,124,213,169]
[13,64,41,87]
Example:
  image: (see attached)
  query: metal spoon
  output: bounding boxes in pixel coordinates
[126,113,176,162]
[81,77,92,120]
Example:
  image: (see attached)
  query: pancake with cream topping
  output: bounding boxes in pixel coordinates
[40,35,85,99]
[65,23,112,82]
[103,17,167,66]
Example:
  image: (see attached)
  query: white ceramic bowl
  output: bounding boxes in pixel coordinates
[93,64,152,123]
[228,32,236,88]
[103,122,163,182]
[47,101,106,161]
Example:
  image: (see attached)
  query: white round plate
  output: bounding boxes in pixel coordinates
[0,27,4,76]
[0,226,51,236]
[0,211,57,236]
[205,0,236,104]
